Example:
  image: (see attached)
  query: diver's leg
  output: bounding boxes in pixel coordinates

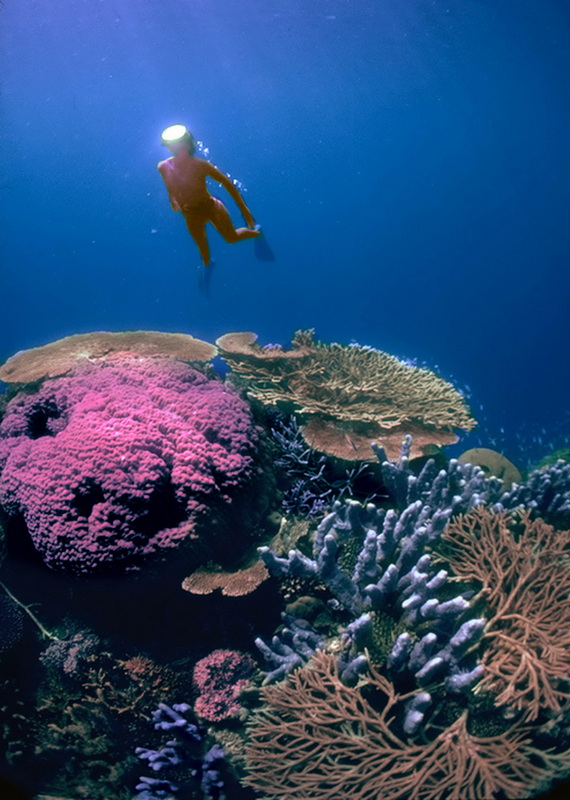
[209,198,260,243]
[183,214,211,266]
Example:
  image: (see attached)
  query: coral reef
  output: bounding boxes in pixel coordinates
[440,507,570,720]
[0,330,217,384]
[217,329,475,460]
[31,644,184,799]
[1,316,570,800]
[245,651,570,800]
[246,439,570,799]
[192,650,256,723]
[257,495,485,695]
[40,631,100,679]
[0,357,262,574]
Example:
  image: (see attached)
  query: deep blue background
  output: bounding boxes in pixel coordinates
[1,0,569,465]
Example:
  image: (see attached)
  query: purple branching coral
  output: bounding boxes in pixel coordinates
[0,358,262,574]
[258,496,485,705]
[134,703,226,800]
[255,436,501,707]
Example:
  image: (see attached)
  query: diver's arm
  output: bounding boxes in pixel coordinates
[157,161,181,211]
[206,163,255,226]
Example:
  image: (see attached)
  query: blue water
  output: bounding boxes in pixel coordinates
[1,0,569,466]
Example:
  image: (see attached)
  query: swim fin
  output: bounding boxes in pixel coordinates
[198,259,214,296]
[253,226,276,262]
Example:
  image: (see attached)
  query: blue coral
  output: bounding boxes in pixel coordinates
[134,703,225,800]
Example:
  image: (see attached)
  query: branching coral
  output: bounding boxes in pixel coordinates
[134,703,226,800]
[245,650,570,800]
[257,488,485,692]
[33,649,181,799]
[217,330,475,461]
[440,507,570,720]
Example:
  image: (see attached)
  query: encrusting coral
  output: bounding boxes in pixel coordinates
[0,329,217,384]
[192,649,256,723]
[245,650,570,800]
[439,506,570,721]
[217,329,475,461]
[182,560,269,597]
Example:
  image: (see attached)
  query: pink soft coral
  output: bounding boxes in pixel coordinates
[0,357,260,574]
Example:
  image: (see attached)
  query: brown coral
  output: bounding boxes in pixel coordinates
[182,559,269,597]
[458,447,522,489]
[245,651,569,800]
[217,329,475,461]
[440,507,570,720]
[0,330,217,383]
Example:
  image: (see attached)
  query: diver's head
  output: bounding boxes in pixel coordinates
[161,124,196,155]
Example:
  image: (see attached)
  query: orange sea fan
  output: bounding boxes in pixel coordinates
[245,651,569,800]
[440,507,570,720]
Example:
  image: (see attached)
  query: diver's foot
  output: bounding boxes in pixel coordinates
[253,224,263,236]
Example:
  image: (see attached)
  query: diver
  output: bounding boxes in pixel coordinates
[158,124,260,267]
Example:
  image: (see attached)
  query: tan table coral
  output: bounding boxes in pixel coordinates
[217,329,476,461]
[0,330,217,384]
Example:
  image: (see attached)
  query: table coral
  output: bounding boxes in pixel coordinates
[0,357,261,574]
[0,330,217,384]
[217,329,475,461]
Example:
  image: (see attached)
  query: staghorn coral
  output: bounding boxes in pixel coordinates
[245,650,570,800]
[0,330,217,384]
[217,330,475,461]
[495,458,570,527]
[257,493,485,693]
[0,357,262,574]
[439,507,570,721]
